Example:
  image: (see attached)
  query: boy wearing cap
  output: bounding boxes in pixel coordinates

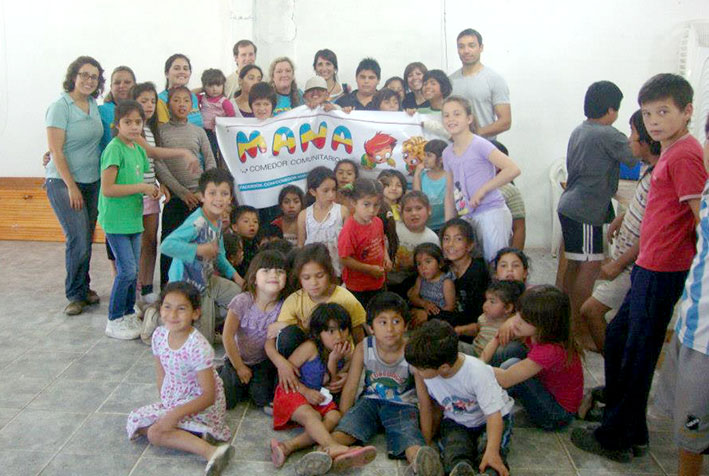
[303,76,340,111]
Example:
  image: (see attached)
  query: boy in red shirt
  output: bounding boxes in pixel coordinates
[571,74,707,462]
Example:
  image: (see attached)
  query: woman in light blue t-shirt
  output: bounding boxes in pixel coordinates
[268,57,303,115]
[45,56,106,316]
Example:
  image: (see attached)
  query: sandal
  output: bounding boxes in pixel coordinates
[331,445,377,472]
[270,438,286,468]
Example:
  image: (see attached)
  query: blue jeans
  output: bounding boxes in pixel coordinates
[45,179,99,302]
[106,233,142,320]
[501,358,574,431]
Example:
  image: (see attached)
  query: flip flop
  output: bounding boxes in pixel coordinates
[295,450,332,476]
[331,445,377,472]
[204,444,234,476]
[270,438,286,468]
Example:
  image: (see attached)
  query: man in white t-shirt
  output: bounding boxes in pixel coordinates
[225,39,257,99]
[449,28,511,140]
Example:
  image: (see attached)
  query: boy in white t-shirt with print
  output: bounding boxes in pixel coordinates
[406,319,513,476]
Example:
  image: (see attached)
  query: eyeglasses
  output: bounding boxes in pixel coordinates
[77,72,99,82]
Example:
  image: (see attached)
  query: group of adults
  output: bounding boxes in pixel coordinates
[44,28,513,315]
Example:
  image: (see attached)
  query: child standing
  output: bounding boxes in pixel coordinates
[438,219,490,332]
[199,68,236,168]
[229,205,260,278]
[441,96,521,262]
[414,139,448,232]
[99,100,161,340]
[270,303,377,475]
[219,250,287,410]
[571,74,708,462]
[271,185,303,246]
[160,169,242,344]
[266,243,367,394]
[406,319,513,476]
[338,178,391,308]
[298,166,349,276]
[334,159,358,206]
[378,169,407,221]
[127,282,233,475]
[330,292,443,475]
[408,243,456,327]
[389,191,439,296]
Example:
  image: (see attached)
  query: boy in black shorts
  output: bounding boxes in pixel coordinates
[556,81,637,348]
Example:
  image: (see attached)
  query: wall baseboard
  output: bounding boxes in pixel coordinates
[0,177,105,243]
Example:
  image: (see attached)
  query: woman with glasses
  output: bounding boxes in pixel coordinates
[45,56,106,316]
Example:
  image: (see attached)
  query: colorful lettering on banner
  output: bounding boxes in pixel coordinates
[272,127,296,156]
[331,125,353,153]
[299,121,328,152]
[236,131,267,163]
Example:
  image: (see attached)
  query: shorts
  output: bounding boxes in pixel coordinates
[558,213,604,262]
[592,267,631,309]
[335,398,425,459]
[465,206,512,262]
[143,195,161,216]
[272,385,338,430]
[654,336,709,454]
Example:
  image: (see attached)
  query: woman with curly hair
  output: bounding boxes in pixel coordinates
[268,57,302,115]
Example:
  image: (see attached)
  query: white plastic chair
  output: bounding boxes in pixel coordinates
[549,159,567,257]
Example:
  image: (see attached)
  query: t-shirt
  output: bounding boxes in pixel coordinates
[227,292,283,366]
[557,120,637,226]
[390,221,440,284]
[97,137,150,234]
[424,354,513,428]
[472,314,504,356]
[636,134,707,272]
[335,90,376,111]
[449,66,510,140]
[443,136,505,218]
[498,183,526,220]
[274,90,303,116]
[361,336,417,405]
[45,93,103,184]
[421,170,447,230]
[675,181,709,355]
[338,216,386,291]
[98,101,116,151]
[455,257,490,319]
[402,91,429,110]
[157,90,203,127]
[142,126,157,185]
[277,285,366,331]
[611,166,653,269]
[161,208,236,292]
[527,340,583,414]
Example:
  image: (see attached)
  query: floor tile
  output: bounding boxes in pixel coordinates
[40,453,138,476]
[0,409,88,452]
[3,351,82,380]
[98,382,158,414]
[0,376,48,408]
[507,428,575,471]
[648,431,709,475]
[0,449,55,476]
[62,413,148,456]
[28,378,119,413]
[129,455,206,475]
[0,407,19,430]
[232,413,304,463]
[123,353,158,384]
[61,343,144,382]
[34,329,101,353]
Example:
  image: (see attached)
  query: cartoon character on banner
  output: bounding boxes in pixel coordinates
[361,132,396,170]
[401,136,426,176]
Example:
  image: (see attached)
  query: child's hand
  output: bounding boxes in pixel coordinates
[329,342,352,363]
[423,301,441,315]
[599,260,623,281]
[236,364,253,385]
[322,103,337,112]
[369,265,385,278]
[277,361,301,393]
[327,371,348,393]
[342,106,353,114]
[303,388,325,406]
[142,184,160,198]
[497,315,519,346]
[479,449,509,476]
[160,184,171,203]
[267,322,287,339]
[232,273,245,288]
[469,188,487,209]
[405,108,417,116]
[414,162,425,175]
[197,241,219,260]
[181,150,201,174]
[42,151,51,167]
[183,191,200,209]
[153,412,179,434]
[383,255,393,272]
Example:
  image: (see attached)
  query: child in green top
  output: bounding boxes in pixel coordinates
[99,100,161,340]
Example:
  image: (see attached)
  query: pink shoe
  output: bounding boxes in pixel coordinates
[270,438,286,468]
[332,445,377,472]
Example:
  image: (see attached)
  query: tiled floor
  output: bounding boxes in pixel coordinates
[0,241,704,475]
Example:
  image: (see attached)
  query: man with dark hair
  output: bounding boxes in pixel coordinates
[336,58,380,111]
[225,39,257,99]
[449,28,511,139]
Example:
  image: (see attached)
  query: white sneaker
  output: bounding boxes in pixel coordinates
[141,306,160,344]
[105,317,141,340]
[124,313,142,330]
[142,292,159,305]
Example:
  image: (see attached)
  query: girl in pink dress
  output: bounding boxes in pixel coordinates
[127,282,233,475]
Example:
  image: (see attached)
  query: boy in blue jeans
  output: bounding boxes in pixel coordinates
[407,319,513,476]
[330,292,443,476]
[159,168,243,344]
[572,74,707,462]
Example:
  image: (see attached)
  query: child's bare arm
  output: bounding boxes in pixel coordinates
[154,356,165,396]
[455,322,480,337]
[265,336,300,393]
[479,336,500,363]
[296,210,307,247]
[341,256,384,277]
[442,278,456,311]
[338,341,364,413]
[158,368,216,430]
[493,358,542,388]
[444,171,455,221]
[407,277,426,307]
[101,166,158,198]
[479,411,509,476]
[223,310,252,384]
[414,371,434,444]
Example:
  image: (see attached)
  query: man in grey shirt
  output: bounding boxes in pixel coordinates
[449,28,511,140]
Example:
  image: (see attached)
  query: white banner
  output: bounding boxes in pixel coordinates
[215,106,428,208]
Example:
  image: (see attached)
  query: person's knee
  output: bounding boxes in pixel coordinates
[580,298,607,320]
[147,425,165,445]
[325,410,342,425]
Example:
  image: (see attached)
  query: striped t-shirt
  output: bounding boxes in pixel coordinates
[611,166,653,269]
[675,181,709,355]
[142,126,156,186]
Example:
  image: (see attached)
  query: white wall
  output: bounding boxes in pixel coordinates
[0,0,706,248]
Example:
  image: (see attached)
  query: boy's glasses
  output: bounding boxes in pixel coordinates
[77,72,99,82]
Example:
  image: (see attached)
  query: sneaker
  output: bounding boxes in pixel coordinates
[141,306,160,344]
[105,318,141,340]
[631,443,649,457]
[450,461,476,476]
[85,289,100,305]
[414,446,444,476]
[64,300,85,316]
[295,451,331,476]
[262,403,274,416]
[124,313,142,329]
[137,292,159,315]
[205,443,234,476]
[570,427,632,463]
